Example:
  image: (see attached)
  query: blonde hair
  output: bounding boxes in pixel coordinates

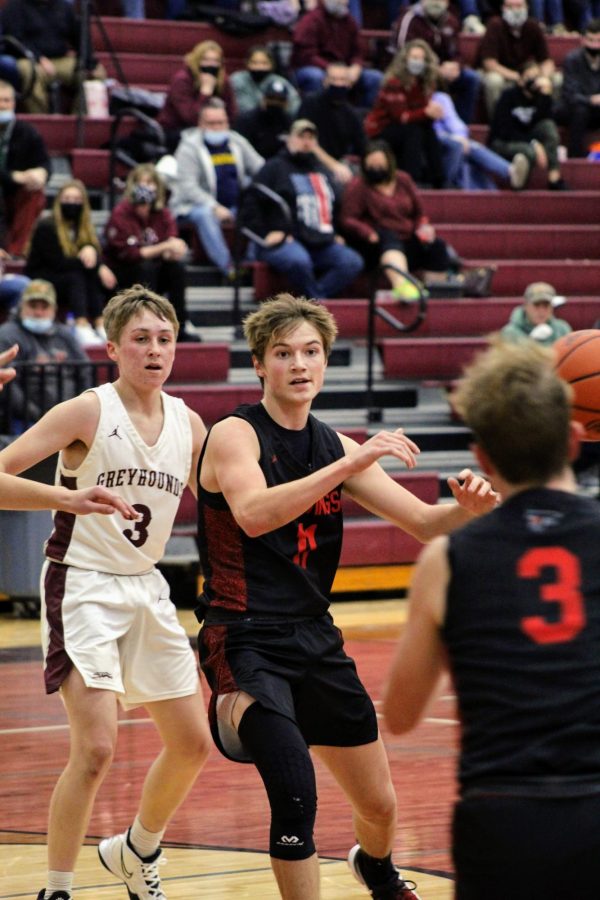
[385,39,440,93]
[243,293,338,363]
[451,337,572,485]
[53,179,100,257]
[124,163,166,210]
[184,40,225,93]
[103,284,180,343]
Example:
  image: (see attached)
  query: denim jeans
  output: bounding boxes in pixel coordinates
[178,204,232,275]
[295,66,383,109]
[527,0,564,25]
[121,0,145,17]
[439,135,511,189]
[255,238,363,299]
[449,68,481,126]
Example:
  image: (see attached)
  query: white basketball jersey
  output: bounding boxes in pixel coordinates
[46,382,192,575]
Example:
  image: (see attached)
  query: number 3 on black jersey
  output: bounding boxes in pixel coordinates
[519,546,586,645]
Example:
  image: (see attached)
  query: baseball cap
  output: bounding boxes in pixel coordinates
[290,118,317,137]
[20,279,57,307]
[524,281,566,308]
[263,79,289,101]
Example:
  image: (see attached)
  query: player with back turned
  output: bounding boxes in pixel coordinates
[195,292,498,900]
[384,338,600,899]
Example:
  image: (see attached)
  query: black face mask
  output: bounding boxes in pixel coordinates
[585,46,600,58]
[249,69,269,84]
[291,151,314,167]
[523,77,539,94]
[364,167,389,185]
[326,85,349,102]
[263,104,286,118]
[60,202,83,224]
[200,65,220,78]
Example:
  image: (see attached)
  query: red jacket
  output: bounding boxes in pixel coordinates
[340,171,427,243]
[364,77,432,137]
[103,200,178,265]
[157,65,236,132]
[291,4,363,70]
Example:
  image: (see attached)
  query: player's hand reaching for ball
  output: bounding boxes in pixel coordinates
[447,469,500,514]
[61,486,140,519]
[347,428,421,473]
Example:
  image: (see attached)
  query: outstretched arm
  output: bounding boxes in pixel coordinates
[0,476,138,517]
[0,344,18,388]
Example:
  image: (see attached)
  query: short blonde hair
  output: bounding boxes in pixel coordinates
[243,293,338,363]
[103,284,179,343]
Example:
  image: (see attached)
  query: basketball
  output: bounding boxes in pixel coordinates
[554,330,600,441]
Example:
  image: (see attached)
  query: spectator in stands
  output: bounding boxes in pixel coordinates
[1,0,100,114]
[390,0,481,124]
[230,45,300,117]
[556,19,600,159]
[365,40,446,188]
[0,278,90,425]
[500,281,571,344]
[340,140,464,301]
[234,79,294,160]
[121,0,145,17]
[158,40,237,154]
[297,62,366,184]
[528,0,568,33]
[477,0,558,118]
[103,163,199,342]
[170,98,264,282]
[489,61,567,189]
[240,119,364,299]
[291,0,383,109]
[0,267,30,320]
[0,80,49,259]
[433,88,530,188]
[26,180,117,347]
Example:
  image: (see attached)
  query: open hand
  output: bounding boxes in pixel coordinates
[447,468,500,514]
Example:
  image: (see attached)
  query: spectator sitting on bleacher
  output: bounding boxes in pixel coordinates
[297,62,366,184]
[103,163,199,342]
[488,60,567,189]
[0,278,90,426]
[340,139,462,301]
[240,118,364,299]
[26,180,117,347]
[234,79,294,159]
[0,265,30,322]
[170,98,264,282]
[0,80,49,259]
[230,45,300,117]
[364,40,446,188]
[477,0,559,118]
[390,0,482,124]
[556,19,600,158]
[157,39,237,154]
[500,281,571,345]
[291,0,383,109]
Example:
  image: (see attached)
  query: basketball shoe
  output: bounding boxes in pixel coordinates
[36,892,71,899]
[348,844,421,899]
[98,828,166,899]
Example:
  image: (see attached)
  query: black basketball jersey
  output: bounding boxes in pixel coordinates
[444,488,600,796]
[196,403,345,620]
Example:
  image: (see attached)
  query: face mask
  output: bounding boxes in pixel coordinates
[0,109,15,124]
[249,69,269,84]
[203,129,230,145]
[60,202,83,224]
[326,85,349,101]
[585,45,600,57]
[407,58,426,76]
[323,0,348,17]
[364,167,389,184]
[503,8,527,27]
[21,316,53,334]
[522,76,539,93]
[423,0,447,18]
[131,183,158,205]
[291,151,314,166]
[200,65,220,78]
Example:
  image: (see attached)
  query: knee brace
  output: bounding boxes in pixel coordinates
[238,703,317,861]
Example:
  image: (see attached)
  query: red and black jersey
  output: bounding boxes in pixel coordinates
[197,403,345,621]
[444,488,600,796]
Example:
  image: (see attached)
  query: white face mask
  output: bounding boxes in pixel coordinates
[423,0,448,18]
[323,0,348,17]
[503,7,528,27]
[21,316,53,334]
[407,58,426,76]
[0,109,15,124]
[203,129,230,145]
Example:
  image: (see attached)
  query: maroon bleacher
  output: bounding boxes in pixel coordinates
[380,336,489,379]
[86,342,230,383]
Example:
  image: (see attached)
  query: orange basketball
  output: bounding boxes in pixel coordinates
[554,330,600,441]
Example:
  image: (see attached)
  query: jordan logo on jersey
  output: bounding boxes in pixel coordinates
[108,426,122,440]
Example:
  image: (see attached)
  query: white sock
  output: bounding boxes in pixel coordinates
[45,870,73,897]
[129,816,165,859]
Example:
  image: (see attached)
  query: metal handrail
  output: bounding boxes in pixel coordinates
[366,263,428,422]
[108,107,166,208]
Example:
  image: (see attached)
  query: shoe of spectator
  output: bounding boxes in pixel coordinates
[548,177,569,191]
[509,153,530,190]
[75,323,105,347]
[462,14,486,33]
[461,265,497,298]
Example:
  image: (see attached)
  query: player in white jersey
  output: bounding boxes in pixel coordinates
[0,287,211,900]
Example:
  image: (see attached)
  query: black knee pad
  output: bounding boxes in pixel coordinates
[238,703,317,861]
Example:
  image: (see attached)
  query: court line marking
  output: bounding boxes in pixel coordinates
[0,718,152,736]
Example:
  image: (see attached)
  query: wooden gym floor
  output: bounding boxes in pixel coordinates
[0,600,457,898]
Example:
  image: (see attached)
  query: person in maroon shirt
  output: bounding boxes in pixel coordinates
[291,0,382,108]
[103,164,198,341]
[364,40,445,188]
[157,39,237,154]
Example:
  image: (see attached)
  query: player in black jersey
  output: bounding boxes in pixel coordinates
[196,292,498,900]
[384,338,600,899]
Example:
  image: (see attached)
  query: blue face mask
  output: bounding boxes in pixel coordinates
[21,316,53,334]
[0,109,15,124]
[203,129,230,146]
